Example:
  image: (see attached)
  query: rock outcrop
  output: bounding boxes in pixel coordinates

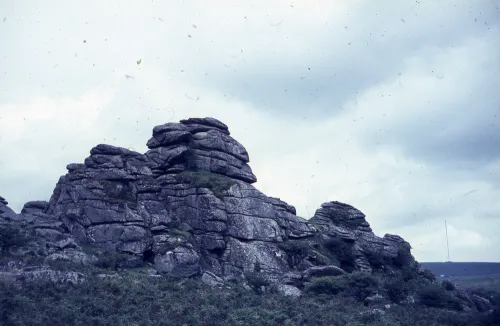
[309,201,416,273]
[1,118,416,280]
[0,117,493,313]
[39,117,323,281]
[0,195,16,220]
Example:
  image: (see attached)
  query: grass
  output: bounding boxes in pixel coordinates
[174,170,237,200]
[100,180,137,209]
[0,272,494,326]
[0,253,497,326]
[446,273,500,293]
[1,221,499,325]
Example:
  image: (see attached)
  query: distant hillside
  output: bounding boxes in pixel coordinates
[421,262,500,277]
[448,273,500,293]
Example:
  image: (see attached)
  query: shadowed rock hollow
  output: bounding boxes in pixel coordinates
[2,117,418,283]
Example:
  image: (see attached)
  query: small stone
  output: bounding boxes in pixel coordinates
[276,284,302,297]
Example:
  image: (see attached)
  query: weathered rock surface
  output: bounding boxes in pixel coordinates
[0,195,17,220]
[309,201,417,273]
[276,284,302,297]
[0,266,85,285]
[0,260,85,285]
[0,120,417,281]
[201,271,224,287]
[0,117,493,312]
[37,118,322,281]
[1,196,94,285]
[21,201,50,215]
[470,293,494,312]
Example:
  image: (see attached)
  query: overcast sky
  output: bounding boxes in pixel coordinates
[1,0,499,262]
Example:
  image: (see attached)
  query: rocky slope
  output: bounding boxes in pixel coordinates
[0,117,494,312]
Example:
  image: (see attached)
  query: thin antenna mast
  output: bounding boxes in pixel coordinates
[445,220,450,262]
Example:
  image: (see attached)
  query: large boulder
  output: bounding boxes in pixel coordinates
[308,201,417,273]
[302,265,346,281]
[0,195,17,220]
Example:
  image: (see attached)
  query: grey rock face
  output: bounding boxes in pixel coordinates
[308,201,416,273]
[0,197,94,285]
[276,284,302,297]
[21,201,49,214]
[0,195,17,219]
[310,201,372,232]
[44,250,94,266]
[146,118,255,182]
[280,271,303,286]
[0,264,85,285]
[3,118,418,284]
[471,293,493,312]
[364,292,391,307]
[155,246,201,277]
[201,271,224,287]
[40,118,322,280]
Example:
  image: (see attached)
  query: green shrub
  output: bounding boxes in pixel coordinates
[244,261,270,294]
[384,276,411,303]
[364,250,388,270]
[278,241,310,257]
[323,236,356,271]
[0,223,31,254]
[393,244,413,268]
[0,272,490,326]
[348,271,379,287]
[345,272,379,301]
[442,280,456,291]
[278,240,312,268]
[382,269,433,305]
[304,276,349,295]
[310,250,336,266]
[359,309,383,324]
[244,271,270,294]
[46,258,87,272]
[419,267,437,281]
[93,250,131,270]
[417,283,462,310]
[484,305,500,325]
[175,170,236,200]
[101,180,137,209]
[305,272,378,301]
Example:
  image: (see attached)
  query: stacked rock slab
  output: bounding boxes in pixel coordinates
[308,201,416,272]
[0,196,91,284]
[41,117,414,281]
[146,117,257,183]
[0,195,17,220]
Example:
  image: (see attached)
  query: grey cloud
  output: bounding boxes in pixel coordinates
[361,66,500,166]
[196,51,400,118]
[181,1,500,118]
[0,173,54,213]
